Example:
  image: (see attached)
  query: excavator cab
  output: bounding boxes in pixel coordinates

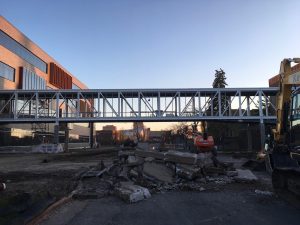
[289,88,300,163]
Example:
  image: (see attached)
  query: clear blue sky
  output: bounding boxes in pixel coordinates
[1,0,300,89]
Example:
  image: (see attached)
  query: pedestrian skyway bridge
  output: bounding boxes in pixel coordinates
[0,88,279,123]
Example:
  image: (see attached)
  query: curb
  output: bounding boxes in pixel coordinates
[26,195,72,225]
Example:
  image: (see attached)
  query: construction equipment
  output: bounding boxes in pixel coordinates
[266,58,300,197]
[193,133,215,152]
[186,122,215,153]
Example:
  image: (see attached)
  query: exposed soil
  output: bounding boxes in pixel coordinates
[0,147,118,225]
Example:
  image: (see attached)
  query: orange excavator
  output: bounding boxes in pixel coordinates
[186,122,215,153]
[194,133,215,152]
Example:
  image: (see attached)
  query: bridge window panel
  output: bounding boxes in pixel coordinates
[0,31,47,73]
[0,61,15,82]
[21,67,46,90]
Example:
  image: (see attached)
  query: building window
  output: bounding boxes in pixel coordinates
[21,67,46,90]
[0,61,15,81]
[0,30,47,73]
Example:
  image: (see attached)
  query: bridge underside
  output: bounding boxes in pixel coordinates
[0,88,278,123]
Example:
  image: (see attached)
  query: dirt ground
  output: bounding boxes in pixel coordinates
[0,147,118,225]
[0,147,299,225]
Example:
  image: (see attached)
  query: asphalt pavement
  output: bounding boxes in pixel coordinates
[41,184,300,225]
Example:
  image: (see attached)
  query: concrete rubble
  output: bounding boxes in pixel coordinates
[165,151,198,165]
[0,182,6,192]
[234,169,258,182]
[254,189,273,196]
[73,149,258,203]
[115,182,151,203]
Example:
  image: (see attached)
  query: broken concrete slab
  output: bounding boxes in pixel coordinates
[165,151,197,165]
[242,159,266,171]
[175,165,201,180]
[207,176,233,185]
[73,178,112,199]
[115,182,151,203]
[234,169,258,182]
[226,170,238,177]
[176,168,196,180]
[126,156,144,167]
[145,157,155,162]
[0,183,6,192]
[143,162,174,183]
[81,170,101,178]
[204,167,226,176]
[127,155,138,164]
[254,189,273,196]
[135,150,165,160]
[196,152,213,167]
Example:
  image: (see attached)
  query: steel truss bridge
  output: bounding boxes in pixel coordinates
[0,88,279,123]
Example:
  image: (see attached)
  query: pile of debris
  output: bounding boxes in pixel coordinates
[73,149,258,203]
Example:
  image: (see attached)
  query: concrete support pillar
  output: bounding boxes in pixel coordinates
[64,124,69,152]
[54,122,59,144]
[260,120,265,151]
[247,123,253,151]
[89,122,94,148]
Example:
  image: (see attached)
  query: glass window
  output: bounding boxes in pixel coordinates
[0,30,47,73]
[22,67,46,90]
[291,93,300,145]
[0,61,15,81]
[292,93,300,120]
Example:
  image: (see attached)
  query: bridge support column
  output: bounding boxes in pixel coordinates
[247,123,253,151]
[260,119,265,151]
[89,122,94,149]
[54,122,59,144]
[64,123,69,152]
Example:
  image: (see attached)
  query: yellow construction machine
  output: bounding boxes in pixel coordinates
[265,58,300,196]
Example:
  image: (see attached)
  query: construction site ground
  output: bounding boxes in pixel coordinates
[0,146,299,225]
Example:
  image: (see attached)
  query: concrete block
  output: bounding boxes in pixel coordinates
[165,151,197,165]
[254,189,273,196]
[196,152,213,167]
[234,169,258,182]
[0,183,6,192]
[204,167,226,175]
[127,155,138,164]
[135,150,165,160]
[143,162,174,183]
[115,183,151,203]
[176,166,198,180]
[145,157,155,162]
[226,170,238,177]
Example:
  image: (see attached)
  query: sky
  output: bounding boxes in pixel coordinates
[1,0,300,130]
